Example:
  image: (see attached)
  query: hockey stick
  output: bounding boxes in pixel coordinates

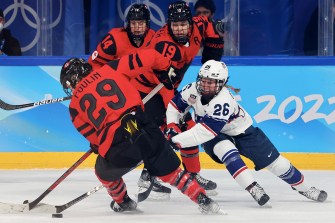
[54,185,105,214]
[0,96,72,111]
[23,148,94,210]
[54,178,152,215]
[135,83,165,202]
[137,177,155,203]
[0,67,168,111]
[142,83,164,104]
[0,79,164,111]
[0,185,104,215]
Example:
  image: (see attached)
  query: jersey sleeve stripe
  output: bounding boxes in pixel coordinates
[170,100,183,113]
[200,122,217,136]
[77,123,91,132]
[83,127,96,138]
[128,54,134,70]
[135,53,143,67]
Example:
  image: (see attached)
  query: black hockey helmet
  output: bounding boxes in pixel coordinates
[167,1,193,44]
[125,3,150,42]
[60,58,92,96]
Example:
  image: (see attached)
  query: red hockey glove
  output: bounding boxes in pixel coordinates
[165,123,182,151]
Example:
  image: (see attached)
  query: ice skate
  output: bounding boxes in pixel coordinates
[110,195,137,212]
[246,181,270,206]
[197,193,227,215]
[137,168,171,200]
[297,186,327,202]
[194,173,218,196]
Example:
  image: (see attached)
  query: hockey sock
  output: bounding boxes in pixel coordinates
[159,167,205,202]
[213,140,255,188]
[99,177,127,204]
[266,156,309,192]
[221,148,254,189]
[180,146,201,173]
[279,165,308,191]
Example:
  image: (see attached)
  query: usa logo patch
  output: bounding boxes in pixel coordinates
[188,94,197,104]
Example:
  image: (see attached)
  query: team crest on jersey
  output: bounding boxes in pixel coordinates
[91,51,99,60]
[188,94,197,104]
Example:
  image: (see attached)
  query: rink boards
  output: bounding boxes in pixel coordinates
[0,152,334,169]
[0,57,334,169]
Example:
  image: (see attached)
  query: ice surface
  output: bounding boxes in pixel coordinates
[0,169,334,223]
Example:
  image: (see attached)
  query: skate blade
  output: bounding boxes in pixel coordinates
[261,201,272,208]
[206,189,218,196]
[217,208,228,215]
[199,207,228,215]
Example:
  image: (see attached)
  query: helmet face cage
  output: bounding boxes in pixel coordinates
[196,75,224,98]
[167,1,193,44]
[60,58,92,96]
[125,4,150,42]
[196,60,228,98]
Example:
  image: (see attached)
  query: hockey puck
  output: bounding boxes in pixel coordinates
[23,200,29,204]
[52,213,63,218]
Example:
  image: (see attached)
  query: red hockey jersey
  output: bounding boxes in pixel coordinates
[130,16,221,107]
[88,27,155,70]
[70,49,171,157]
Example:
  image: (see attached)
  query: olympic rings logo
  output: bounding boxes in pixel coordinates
[3,0,62,52]
[117,0,197,26]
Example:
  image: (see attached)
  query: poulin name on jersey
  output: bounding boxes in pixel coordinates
[188,94,197,104]
[73,72,102,97]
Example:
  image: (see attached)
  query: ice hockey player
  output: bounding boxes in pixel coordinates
[165,60,328,206]
[134,0,225,198]
[59,50,226,214]
[87,3,173,199]
[88,3,155,70]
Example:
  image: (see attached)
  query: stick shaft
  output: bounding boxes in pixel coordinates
[142,83,164,104]
[27,149,93,210]
[0,96,71,110]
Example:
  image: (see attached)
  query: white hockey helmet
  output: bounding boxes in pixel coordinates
[196,60,229,98]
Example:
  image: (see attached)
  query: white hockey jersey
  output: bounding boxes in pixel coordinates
[166,82,253,148]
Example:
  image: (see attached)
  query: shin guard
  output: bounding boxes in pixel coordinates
[159,167,205,202]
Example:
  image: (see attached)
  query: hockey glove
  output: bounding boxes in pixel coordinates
[165,123,182,151]
[169,140,182,151]
[153,67,176,90]
[165,123,182,140]
[201,37,224,64]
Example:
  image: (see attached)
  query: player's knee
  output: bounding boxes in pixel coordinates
[266,155,291,176]
[213,140,237,161]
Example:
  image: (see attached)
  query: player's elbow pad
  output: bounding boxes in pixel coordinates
[201,37,224,64]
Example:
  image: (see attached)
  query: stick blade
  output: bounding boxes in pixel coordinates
[0,99,15,110]
[0,202,55,214]
[137,177,155,203]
